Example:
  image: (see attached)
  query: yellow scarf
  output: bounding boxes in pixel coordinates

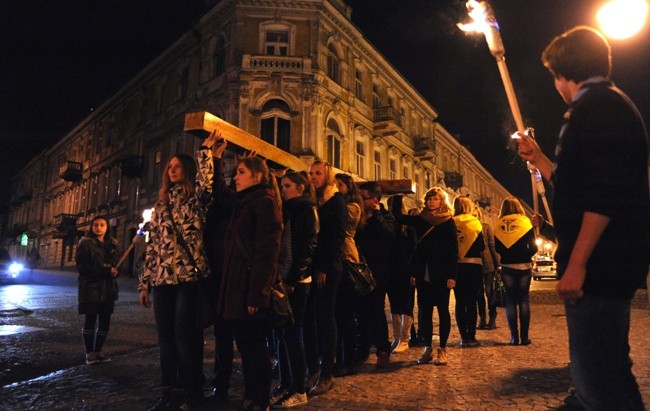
[453,214,483,259]
[494,214,533,249]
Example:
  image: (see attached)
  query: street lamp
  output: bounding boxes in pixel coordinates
[597,0,649,39]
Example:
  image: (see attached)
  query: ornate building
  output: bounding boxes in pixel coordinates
[7,0,512,271]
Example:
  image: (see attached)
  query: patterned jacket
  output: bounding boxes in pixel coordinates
[139,148,213,291]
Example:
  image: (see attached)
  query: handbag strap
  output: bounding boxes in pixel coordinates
[166,203,199,268]
[418,225,436,244]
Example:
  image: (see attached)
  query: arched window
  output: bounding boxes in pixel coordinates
[326,119,342,168]
[260,99,291,152]
[327,44,340,84]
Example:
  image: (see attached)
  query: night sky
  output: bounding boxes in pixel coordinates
[2,0,649,209]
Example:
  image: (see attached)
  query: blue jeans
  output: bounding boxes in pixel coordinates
[565,293,644,411]
[152,282,203,394]
[501,267,531,341]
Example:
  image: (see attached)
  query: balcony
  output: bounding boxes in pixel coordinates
[242,55,311,74]
[54,213,79,232]
[477,195,491,208]
[121,155,144,178]
[444,171,463,190]
[413,136,436,160]
[373,106,403,132]
[60,161,83,182]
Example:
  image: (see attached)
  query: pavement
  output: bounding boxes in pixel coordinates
[1,270,649,410]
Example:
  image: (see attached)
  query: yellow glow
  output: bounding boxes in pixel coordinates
[597,0,649,39]
[142,208,154,223]
[457,0,489,34]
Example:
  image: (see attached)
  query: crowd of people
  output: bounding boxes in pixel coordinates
[74,24,648,411]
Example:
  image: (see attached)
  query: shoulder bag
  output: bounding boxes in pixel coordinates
[344,253,376,296]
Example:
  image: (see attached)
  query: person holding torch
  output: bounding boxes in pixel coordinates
[516,26,649,410]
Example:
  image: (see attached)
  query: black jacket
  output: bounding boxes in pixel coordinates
[281,196,319,286]
[355,205,398,285]
[76,235,119,304]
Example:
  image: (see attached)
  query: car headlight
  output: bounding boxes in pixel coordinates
[9,262,24,276]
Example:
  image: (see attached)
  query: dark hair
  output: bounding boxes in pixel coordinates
[541,26,611,82]
[282,170,315,201]
[159,153,197,204]
[499,196,526,217]
[87,215,111,240]
[335,173,366,225]
[359,181,382,201]
[238,156,282,206]
[453,196,474,216]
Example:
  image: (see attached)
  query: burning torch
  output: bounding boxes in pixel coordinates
[116,208,154,269]
[458,0,543,219]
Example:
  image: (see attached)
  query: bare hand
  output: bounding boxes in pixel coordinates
[202,129,221,149]
[247,306,259,315]
[515,132,543,165]
[212,136,227,158]
[270,167,289,178]
[531,213,545,228]
[111,267,119,277]
[446,279,456,289]
[409,276,416,287]
[316,272,327,288]
[139,290,150,308]
[556,265,586,304]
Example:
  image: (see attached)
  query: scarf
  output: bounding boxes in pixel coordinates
[316,184,338,207]
[494,214,533,249]
[419,208,452,228]
[453,214,483,259]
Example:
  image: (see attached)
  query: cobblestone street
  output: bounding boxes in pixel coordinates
[2,271,649,410]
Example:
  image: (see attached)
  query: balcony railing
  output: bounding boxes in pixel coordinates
[413,135,435,159]
[444,171,463,190]
[242,55,310,74]
[54,213,79,231]
[373,106,403,128]
[59,161,83,182]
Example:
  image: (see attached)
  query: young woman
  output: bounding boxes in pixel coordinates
[494,196,538,346]
[217,156,283,411]
[452,196,485,347]
[139,133,216,411]
[270,171,318,408]
[391,187,458,366]
[75,215,119,365]
[333,173,364,375]
[303,160,346,395]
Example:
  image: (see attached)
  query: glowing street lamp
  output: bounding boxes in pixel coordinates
[116,208,154,268]
[597,0,649,40]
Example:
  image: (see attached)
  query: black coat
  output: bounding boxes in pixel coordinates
[281,196,318,286]
[75,235,119,313]
[355,206,398,285]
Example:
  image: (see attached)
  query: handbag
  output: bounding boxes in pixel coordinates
[344,255,376,296]
[491,270,506,308]
[234,233,294,328]
[166,204,214,329]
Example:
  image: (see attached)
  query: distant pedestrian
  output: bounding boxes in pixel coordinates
[517,26,649,410]
[139,132,216,410]
[26,246,41,282]
[75,215,119,366]
[494,197,537,346]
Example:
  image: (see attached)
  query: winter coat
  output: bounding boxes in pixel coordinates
[312,191,347,281]
[280,196,319,287]
[139,148,213,291]
[76,235,119,312]
[355,205,399,286]
[218,184,283,321]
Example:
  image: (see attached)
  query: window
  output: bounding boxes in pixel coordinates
[389,158,396,180]
[356,141,365,177]
[260,99,291,152]
[388,96,394,107]
[355,69,363,100]
[374,151,382,179]
[213,36,226,77]
[265,31,289,56]
[327,44,340,84]
[372,84,381,108]
[425,171,432,189]
[326,119,342,168]
[403,166,409,179]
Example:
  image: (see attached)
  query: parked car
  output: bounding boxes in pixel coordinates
[532,257,557,281]
[0,248,25,283]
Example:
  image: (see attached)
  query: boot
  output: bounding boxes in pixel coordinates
[393,315,412,353]
[487,316,497,330]
[390,314,401,351]
[434,347,447,366]
[477,316,488,330]
[416,347,433,364]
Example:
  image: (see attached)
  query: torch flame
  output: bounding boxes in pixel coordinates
[457,0,504,57]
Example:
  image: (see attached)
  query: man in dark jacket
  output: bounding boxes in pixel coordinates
[355,181,398,368]
[517,26,649,410]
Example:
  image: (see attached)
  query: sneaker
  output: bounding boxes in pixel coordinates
[269,386,288,405]
[85,352,99,365]
[95,352,112,363]
[309,376,333,396]
[272,391,308,409]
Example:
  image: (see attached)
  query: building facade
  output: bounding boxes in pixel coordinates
[7,0,512,271]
